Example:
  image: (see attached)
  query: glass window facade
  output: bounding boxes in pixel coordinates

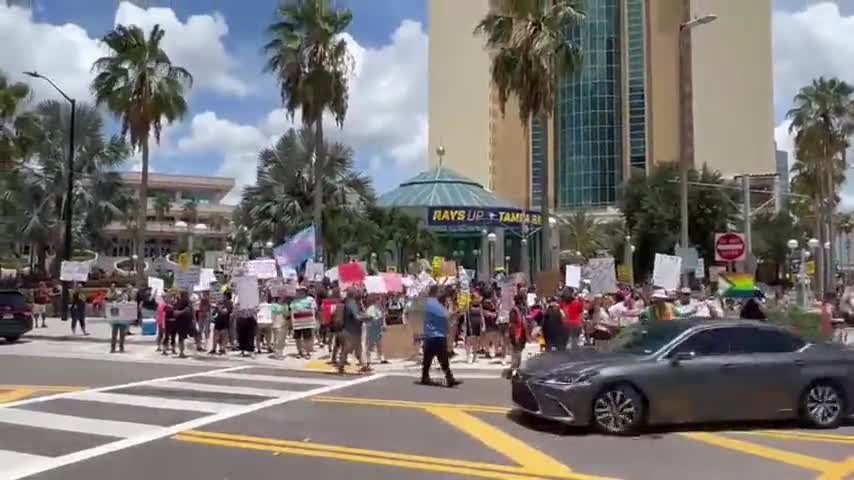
[556,0,623,208]
[626,0,647,171]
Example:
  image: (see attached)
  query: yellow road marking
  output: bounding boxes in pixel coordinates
[313,395,512,413]
[815,457,854,480]
[0,388,35,404]
[304,360,360,374]
[176,430,618,480]
[733,430,854,445]
[0,385,81,404]
[425,406,576,478]
[680,432,837,472]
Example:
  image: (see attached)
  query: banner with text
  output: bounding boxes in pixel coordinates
[427,207,543,227]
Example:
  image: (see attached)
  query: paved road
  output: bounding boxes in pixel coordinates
[0,355,852,480]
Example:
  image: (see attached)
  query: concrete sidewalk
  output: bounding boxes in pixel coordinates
[21,317,535,375]
[26,317,157,345]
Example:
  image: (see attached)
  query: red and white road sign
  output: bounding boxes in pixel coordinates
[714,232,747,262]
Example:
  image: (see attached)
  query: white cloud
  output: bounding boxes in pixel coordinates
[773,3,854,208]
[114,1,248,96]
[179,20,430,204]
[0,1,246,106]
[0,5,101,102]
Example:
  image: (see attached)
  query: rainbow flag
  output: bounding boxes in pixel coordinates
[718,273,756,298]
[273,226,316,270]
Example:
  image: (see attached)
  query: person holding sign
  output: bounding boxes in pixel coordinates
[69,285,88,336]
[33,282,50,328]
[363,293,387,366]
[290,285,317,358]
[172,290,195,359]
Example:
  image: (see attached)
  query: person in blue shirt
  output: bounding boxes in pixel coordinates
[420,285,462,387]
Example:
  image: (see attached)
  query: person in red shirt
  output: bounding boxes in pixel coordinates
[508,293,529,372]
[560,289,584,350]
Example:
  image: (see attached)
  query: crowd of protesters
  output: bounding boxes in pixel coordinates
[17,264,854,369]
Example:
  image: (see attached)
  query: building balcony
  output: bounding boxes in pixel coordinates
[103,221,232,237]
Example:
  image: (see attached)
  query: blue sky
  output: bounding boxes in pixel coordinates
[3,1,854,204]
[4,0,429,201]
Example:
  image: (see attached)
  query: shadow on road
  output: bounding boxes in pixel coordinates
[507,408,853,438]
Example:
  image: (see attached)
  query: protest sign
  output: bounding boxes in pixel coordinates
[147,277,165,296]
[234,276,260,309]
[381,272,404,293]
[653,253,682,291]
[305,261,325,282]
[588,257,617,294]
[338,262,366,284]
[105,303,137,325]
[534,270,561,297]
[174,266,201,290]
[60,261,90,282]
[565,265,581,288]
[364,275,388,294]
[245,259,278,279]
[441,260,457,277]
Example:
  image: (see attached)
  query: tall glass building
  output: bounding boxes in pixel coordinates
[554,0,625,209]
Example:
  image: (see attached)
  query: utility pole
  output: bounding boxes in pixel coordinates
[742,175,753,274]
[678,14,717,287]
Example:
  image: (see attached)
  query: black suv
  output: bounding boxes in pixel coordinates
[0,289,33,342]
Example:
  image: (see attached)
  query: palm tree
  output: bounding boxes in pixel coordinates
[0,70,39,170]
[208,214,226,232]
[786,77,854,293]
[239,127,373,246]
[153,194,172,222]
[91,23,193,284]
[6,101,131,274]
[264,0,354,260]
[559,210,605,258]
[475,0,584,270]
[181,200,198,224]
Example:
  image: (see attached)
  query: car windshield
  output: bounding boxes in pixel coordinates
[607,321,694,355]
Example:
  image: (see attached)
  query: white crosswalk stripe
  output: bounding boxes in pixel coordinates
[0,366,380,480]
[152,380,297,398]
[0,450,50,468]
[205,372,343,386]
[0,408,162,437]
[66,391,236,414]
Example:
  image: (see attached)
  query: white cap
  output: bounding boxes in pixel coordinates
[651,289,669,300]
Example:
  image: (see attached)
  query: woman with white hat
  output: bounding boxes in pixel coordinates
[640,289,675,322]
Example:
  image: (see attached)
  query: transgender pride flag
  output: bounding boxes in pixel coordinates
[273,225,316,270]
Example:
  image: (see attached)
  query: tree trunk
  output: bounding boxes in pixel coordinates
[313,120,324,262]
[826,156,836,293]
[136,140,149,287]
[538,111,551,272]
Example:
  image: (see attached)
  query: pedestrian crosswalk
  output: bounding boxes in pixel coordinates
[0,366,374,480]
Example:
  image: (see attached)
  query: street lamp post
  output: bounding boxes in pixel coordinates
[487,232,497,278]
[472,249,481,280]
[624,234,634,285]
[808,237,820,302]
[787,239,804,308]
[677,15,717,288]
[25,71,75,321]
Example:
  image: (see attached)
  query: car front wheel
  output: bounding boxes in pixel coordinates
[3,335,20,343]
[800,382,845,429]
[592,385,644,435]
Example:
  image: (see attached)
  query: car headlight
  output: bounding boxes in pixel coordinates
[540,370,599,386]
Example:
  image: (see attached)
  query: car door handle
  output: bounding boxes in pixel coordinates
[794,359,806,367]
[721,363,737,370]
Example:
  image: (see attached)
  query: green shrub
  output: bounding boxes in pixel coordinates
[766,307,827,342]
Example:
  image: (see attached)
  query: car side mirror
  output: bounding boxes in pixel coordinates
[670,351,695,365]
